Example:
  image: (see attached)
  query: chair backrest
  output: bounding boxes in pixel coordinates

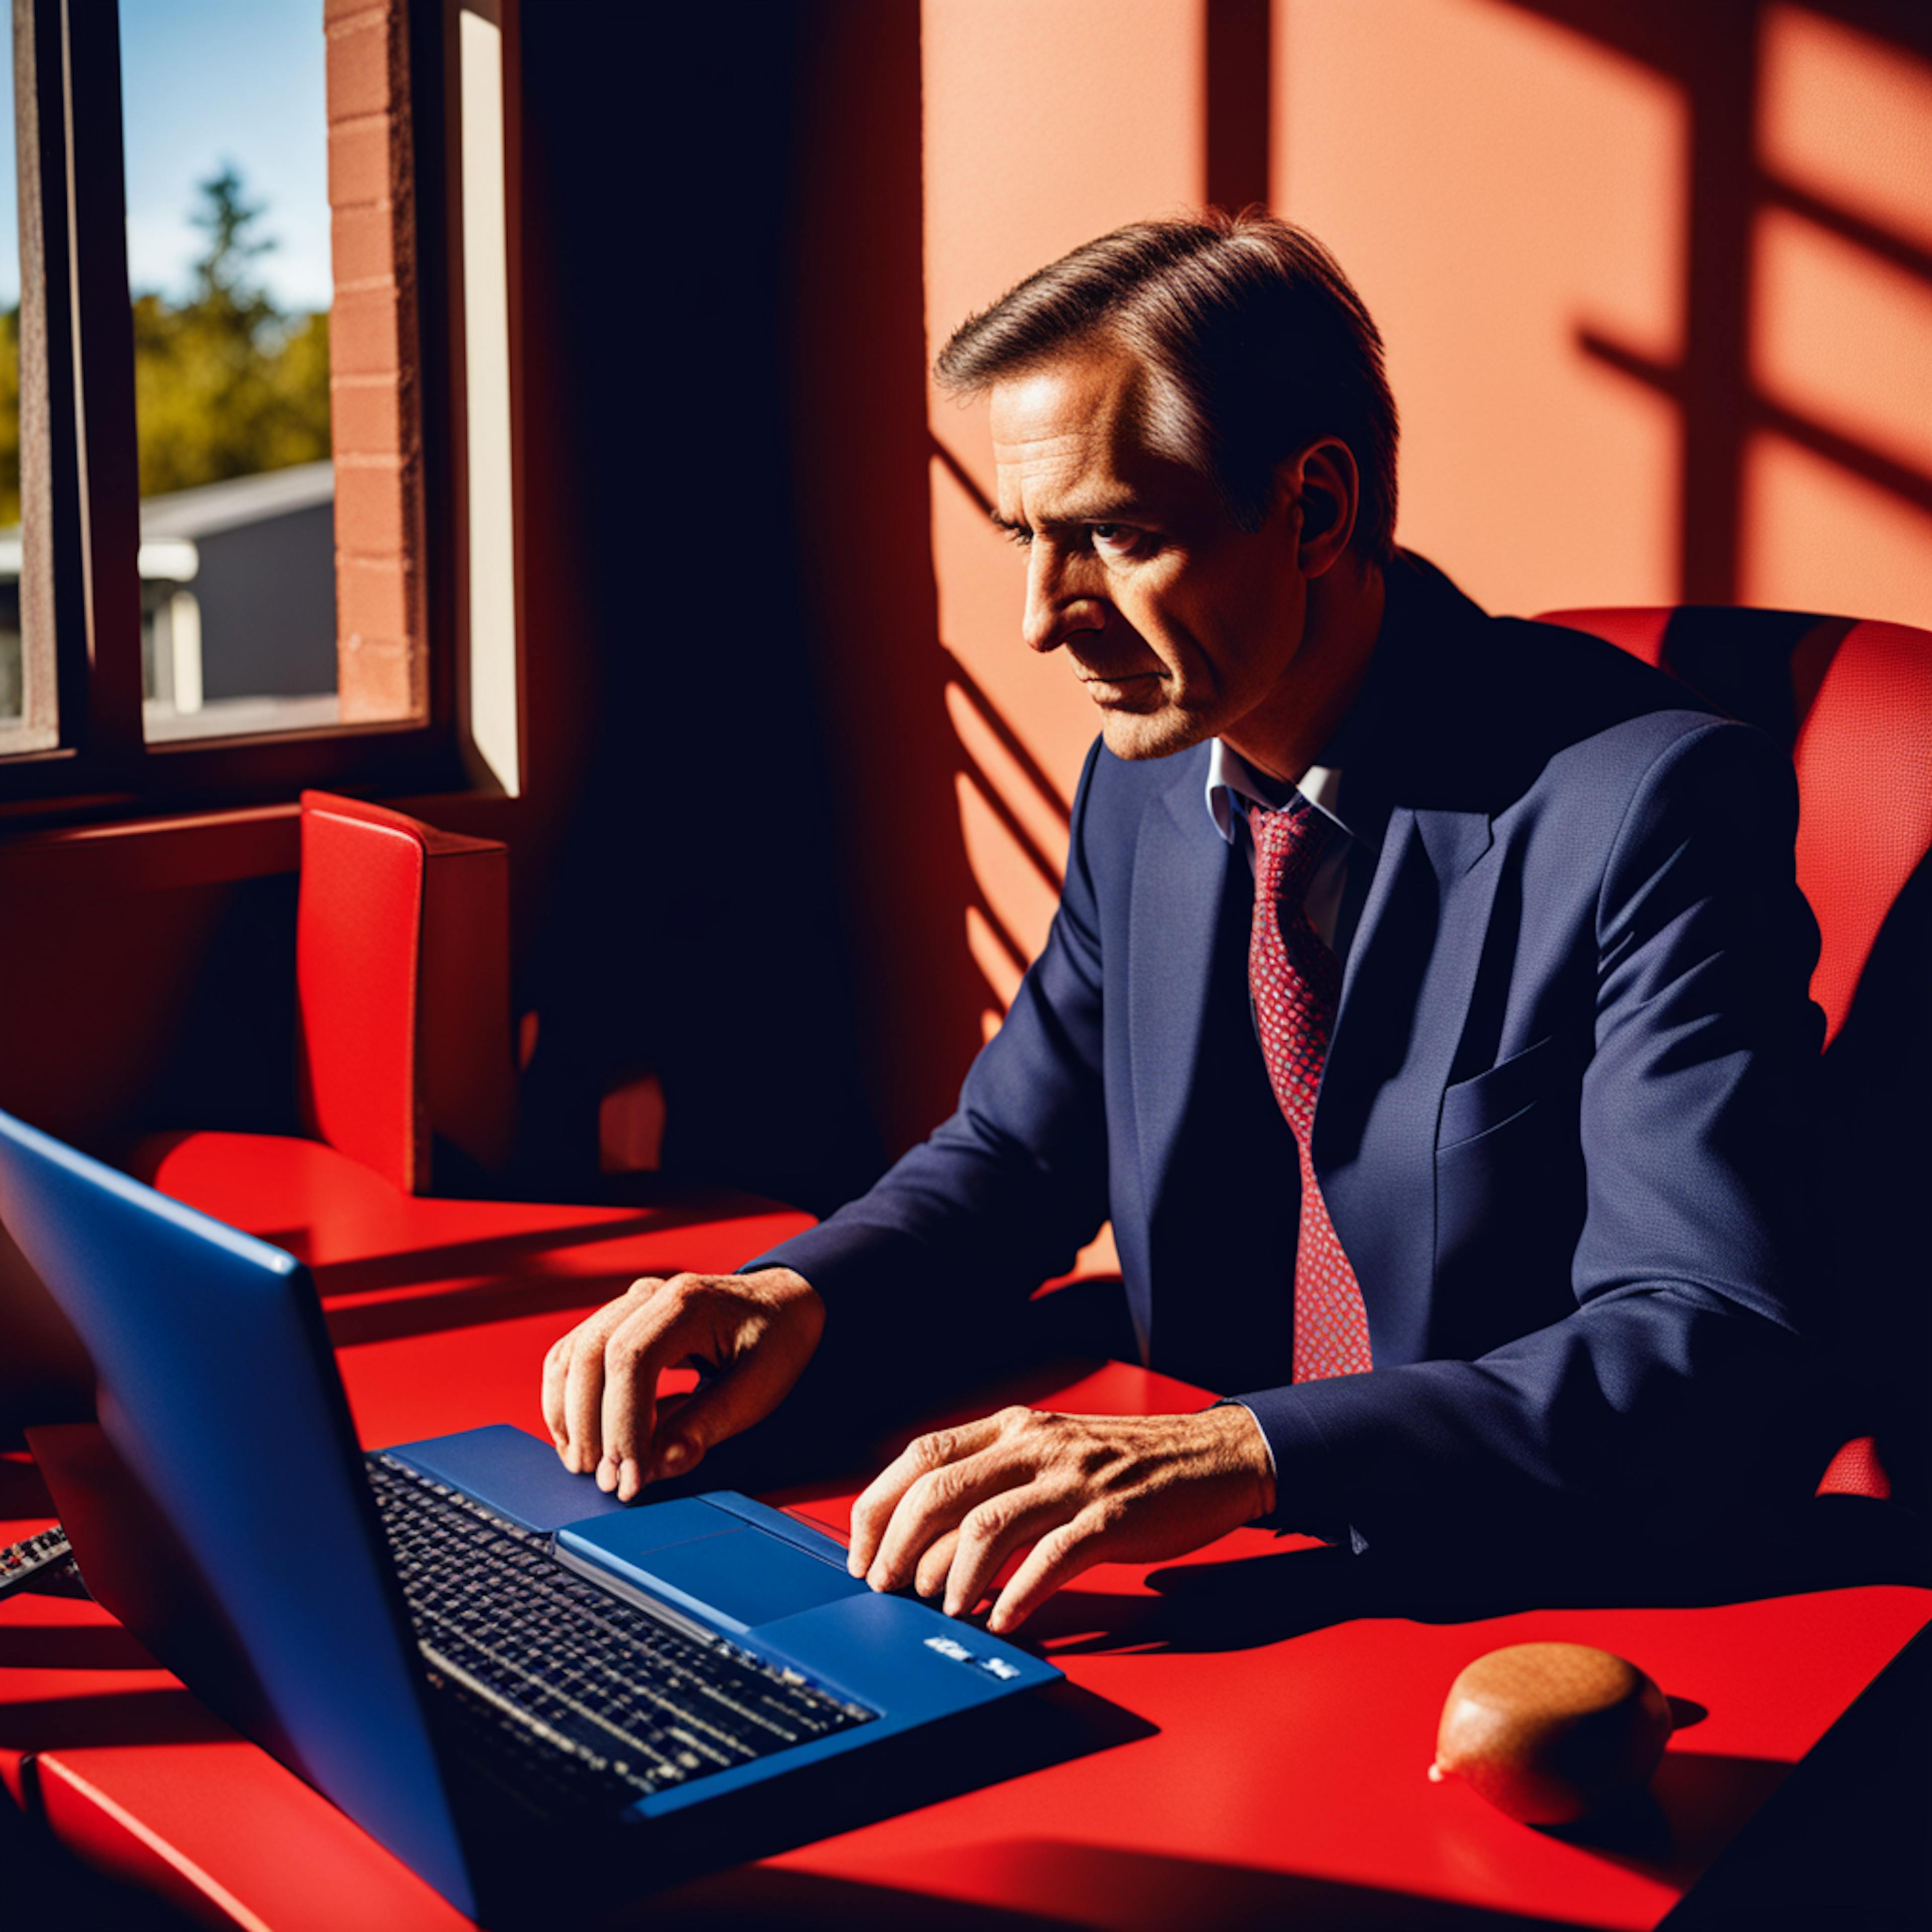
[296,791,516,1194]
[1537,607,1932,1047]
[1536,607,1932,1498]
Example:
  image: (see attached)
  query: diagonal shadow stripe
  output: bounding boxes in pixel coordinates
[967,886,1032,985]
[323,1270,655,1349]
[305,1198,780,1302]
[948,658,1074,826]
[927,433,1078,828]
[1759,173,1932,289]
[958,758,1066,899]
[1578,327,1932,516]
[1753,396,1932,516]
[930,428,996,519]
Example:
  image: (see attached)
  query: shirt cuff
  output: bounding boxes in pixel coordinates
[1228,1381,1369,1550]
[1215,1396,1278,1481]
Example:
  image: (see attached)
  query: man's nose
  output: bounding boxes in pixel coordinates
[1021,546,1103,656]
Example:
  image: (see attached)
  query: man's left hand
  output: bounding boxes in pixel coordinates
[845,1404,1277,1634]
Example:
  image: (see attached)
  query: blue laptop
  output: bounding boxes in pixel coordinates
[0,1107,1059,1922]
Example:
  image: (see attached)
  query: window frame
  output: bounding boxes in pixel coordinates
[0,0,472,827]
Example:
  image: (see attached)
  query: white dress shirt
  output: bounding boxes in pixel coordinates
[1203,739,1355,958]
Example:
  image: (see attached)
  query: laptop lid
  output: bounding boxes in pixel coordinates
[0,1204,92,1440]
[0,1107,477,1918]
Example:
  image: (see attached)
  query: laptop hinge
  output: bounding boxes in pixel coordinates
[549,1539,726,1648]
[700,1490,852,1567]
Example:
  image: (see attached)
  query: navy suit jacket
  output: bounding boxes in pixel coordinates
[752,555,1825,1546]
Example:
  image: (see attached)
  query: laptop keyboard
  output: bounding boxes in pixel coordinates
[366,1455,875,1817]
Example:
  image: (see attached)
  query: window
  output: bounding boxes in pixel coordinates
[0,16,50,759]
[0,0,519,816]
[121,2,339,742]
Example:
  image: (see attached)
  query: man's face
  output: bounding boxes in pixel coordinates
[989,347,1313,765]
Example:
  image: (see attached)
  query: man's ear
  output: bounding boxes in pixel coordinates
[1278,439,1360,578]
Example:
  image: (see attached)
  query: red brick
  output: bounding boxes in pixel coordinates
[333,460,411,555]
[330,286,404,377]
[330,375,410,457]
[338,635,423,725]
[326,0,420,723]
[336,553,414,639]
[327,13,396,122]
[328,116,396,208]
[331,200,404,291]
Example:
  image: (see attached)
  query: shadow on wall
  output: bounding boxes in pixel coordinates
[920,0,1929,1143]
[1512,0,1931,616]
[500,1,1928,1220]
[509,4,891,1217]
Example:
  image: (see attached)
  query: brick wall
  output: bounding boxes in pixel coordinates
[325,0,427,723]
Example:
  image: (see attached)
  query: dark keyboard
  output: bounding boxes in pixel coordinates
[0,1523,83,1602]
[366,1455,873,1817]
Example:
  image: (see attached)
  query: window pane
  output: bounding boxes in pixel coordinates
[120,0,338,743]
[0,17,53,758]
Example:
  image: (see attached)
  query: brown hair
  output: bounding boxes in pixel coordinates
[934,209,1399,564]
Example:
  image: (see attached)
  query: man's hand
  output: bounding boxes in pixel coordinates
[540,1268,823,1501]
[846,1403,1277,1634]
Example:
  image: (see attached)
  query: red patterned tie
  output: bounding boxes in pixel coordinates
[1248,803,1374,1382]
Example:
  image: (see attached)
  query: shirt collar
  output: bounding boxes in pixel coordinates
[1205,738,1352,849]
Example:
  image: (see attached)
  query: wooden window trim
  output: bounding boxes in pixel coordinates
[0,0,477,832]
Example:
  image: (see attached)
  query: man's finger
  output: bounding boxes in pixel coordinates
[987,1511,1113,1633]
[942,1482,1065,1619]
[562,1297,656,1473]
[847,1430,962,1576]
[640,1326,811,1488]
[596,1317,654,1498]
[560,1322,616,1473]
[914,1528,960,1599]
[596,1289,712,1499]
[550,1279,660,1471]
[867,1443,1025,1593]
[847,1411,1012,1578]
[540,1334,575,1453]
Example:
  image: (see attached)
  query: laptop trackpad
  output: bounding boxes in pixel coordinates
[562,1518,866,1632]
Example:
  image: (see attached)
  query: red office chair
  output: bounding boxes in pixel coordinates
[293,791,517,1193]
[116,790,811,1385]
[1537,605,1932,1509]
[131,791,518,1204]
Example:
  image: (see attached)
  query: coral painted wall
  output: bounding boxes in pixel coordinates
[825,0,1930,1183]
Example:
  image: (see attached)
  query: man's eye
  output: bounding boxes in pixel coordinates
[1088,524,1146,557]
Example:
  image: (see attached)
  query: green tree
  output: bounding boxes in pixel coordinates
[131,163,331,499]
[0,165,330,530]
[0,306,21,528]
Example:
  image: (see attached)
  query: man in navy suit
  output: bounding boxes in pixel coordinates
[541,213,1821,1631]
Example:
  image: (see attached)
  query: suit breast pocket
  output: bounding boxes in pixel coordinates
[1436,1033,1560,1151]
[1431,1032,1583,1356]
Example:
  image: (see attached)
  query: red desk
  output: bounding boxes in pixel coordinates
[4,1136,1926,1929]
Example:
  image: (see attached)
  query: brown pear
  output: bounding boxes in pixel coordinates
[1429,1642,1673,1825]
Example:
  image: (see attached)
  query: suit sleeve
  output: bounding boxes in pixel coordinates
[1237,720,1827,1544]
[740,740,1112,1333]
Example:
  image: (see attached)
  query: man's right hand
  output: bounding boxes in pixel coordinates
[540,1267,823,1501]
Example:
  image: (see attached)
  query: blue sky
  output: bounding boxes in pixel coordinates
[0,0,331,312]
[0,30,15,309]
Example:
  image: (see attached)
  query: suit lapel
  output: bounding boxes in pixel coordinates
[1129,765,1240,1225]
[1128,760,1302,1389]
[1312,560,1504,1364]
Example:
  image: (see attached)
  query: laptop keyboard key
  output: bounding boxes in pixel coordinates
[364,1455,874,1819]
